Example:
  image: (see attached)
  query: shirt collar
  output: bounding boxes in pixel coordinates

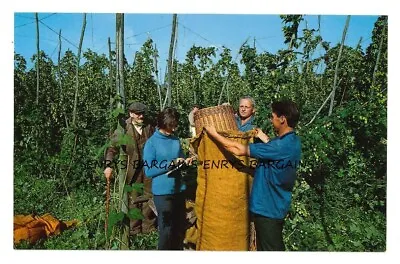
[236,115,254,127]
[279,130,296,139]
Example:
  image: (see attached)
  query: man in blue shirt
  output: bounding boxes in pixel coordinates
[205,100,301,251]
[236,96,257,132]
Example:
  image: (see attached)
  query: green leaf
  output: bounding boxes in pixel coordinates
[111,240,119,250]
[111,107,125,118]
[350,223,360,233]
[127,208,144,220]
[123,183,144,194]
[95,142,111,159]
[352,240,362,247]
[107,211,125,237]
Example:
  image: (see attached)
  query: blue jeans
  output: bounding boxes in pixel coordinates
[153,192,186,250]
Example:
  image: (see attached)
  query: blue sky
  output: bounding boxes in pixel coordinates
[14,13,379,78]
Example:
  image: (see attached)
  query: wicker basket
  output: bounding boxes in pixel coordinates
[194,105,238,135]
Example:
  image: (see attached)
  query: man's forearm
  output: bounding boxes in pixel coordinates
[258,134,270,143]
[207,131,248,156]
[104,146,118,167]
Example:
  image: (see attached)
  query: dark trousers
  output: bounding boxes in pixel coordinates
[153,192,186,250]
[128,190,157,235]
[253,213,285,251]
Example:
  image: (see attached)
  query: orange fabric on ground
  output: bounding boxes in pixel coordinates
[14,213,78,244]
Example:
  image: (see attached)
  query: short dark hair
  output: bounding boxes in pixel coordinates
[157,107,180,130]
[272,100,300,128]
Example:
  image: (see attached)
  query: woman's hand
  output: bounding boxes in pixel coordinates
[184,157,195,166]
[173,157,186,167]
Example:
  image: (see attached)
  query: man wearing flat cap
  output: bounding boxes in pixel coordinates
[104,102,157,236]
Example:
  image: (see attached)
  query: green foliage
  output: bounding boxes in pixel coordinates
[284,93,386,251]
[124,183,144,194]
[107,211,125,237]
[127,208,144,221]
[280,15,304,49]
[14,174,59,215]
[129,231,158,250]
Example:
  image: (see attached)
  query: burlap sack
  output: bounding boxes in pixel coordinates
[190,129,256,250]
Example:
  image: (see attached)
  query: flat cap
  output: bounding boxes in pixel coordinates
[128,102,147,113]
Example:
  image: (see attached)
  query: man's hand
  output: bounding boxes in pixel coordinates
[204,125,217,137]
[104,167,113,181]
[255,128,270,143]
